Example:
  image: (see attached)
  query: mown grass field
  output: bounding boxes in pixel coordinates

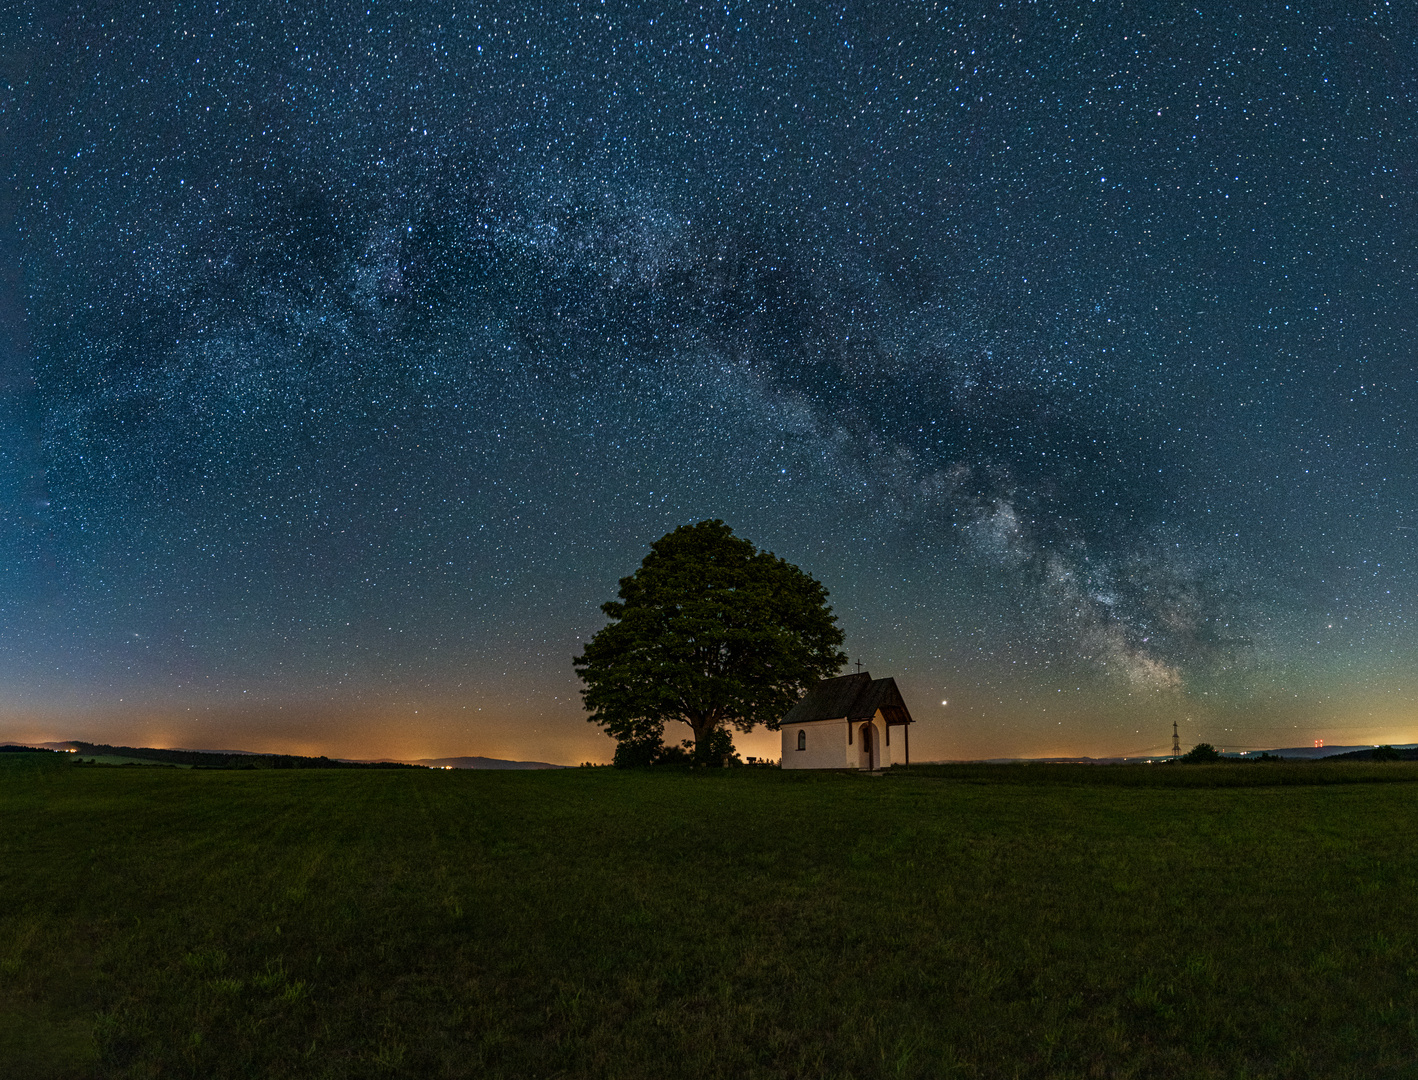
[3,753,1418,1079]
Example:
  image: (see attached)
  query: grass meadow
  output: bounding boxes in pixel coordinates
[3,752,1418,1079]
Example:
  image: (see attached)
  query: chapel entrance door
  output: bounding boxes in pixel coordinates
[861,723,874,771]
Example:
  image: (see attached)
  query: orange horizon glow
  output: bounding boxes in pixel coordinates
[1,696,1413,766]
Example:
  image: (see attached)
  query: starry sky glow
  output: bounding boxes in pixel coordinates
[3,1,1416,762]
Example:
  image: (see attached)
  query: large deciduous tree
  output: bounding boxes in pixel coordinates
[574,520,847,764]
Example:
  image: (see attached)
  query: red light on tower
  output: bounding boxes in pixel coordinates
[1314,739,1324,748]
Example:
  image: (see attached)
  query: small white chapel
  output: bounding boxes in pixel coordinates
[780,671,916,770]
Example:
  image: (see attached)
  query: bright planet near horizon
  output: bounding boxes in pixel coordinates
[3,4,1416,764]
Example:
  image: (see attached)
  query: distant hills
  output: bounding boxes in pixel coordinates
[959,744,1418,765]
[1218,745,1417,761]
[1320,746,1418,762]
[1247,745,1392,760]
[413,756,567,770]
[2,742,568,770]
[32,742,423,769]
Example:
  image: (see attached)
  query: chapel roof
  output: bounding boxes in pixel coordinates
[782,672,915,727]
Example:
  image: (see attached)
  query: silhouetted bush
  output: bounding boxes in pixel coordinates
[1181,743,1221,763]
[611,730,740,767]
[611,733,664,768]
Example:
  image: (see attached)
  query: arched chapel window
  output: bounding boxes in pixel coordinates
[796,730,806,751]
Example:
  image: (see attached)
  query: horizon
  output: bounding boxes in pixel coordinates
[2,669,1415,765]
[5,731,1416,769]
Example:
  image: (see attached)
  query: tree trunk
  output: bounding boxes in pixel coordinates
[689,719,715,766]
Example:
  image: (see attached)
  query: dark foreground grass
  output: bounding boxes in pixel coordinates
[3,755,1418,1079]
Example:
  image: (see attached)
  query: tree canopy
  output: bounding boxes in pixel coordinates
[574,520,847,764]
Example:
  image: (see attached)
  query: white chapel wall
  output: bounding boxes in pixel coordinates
[781,719,851,769]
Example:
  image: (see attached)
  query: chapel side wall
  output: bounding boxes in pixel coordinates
[781,720,851,769]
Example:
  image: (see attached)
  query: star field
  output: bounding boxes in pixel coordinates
[3,1,1416,761]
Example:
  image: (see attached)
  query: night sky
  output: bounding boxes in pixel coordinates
[3,2,1416,763]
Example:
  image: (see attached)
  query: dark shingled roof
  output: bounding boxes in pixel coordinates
[782,672,915,727]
